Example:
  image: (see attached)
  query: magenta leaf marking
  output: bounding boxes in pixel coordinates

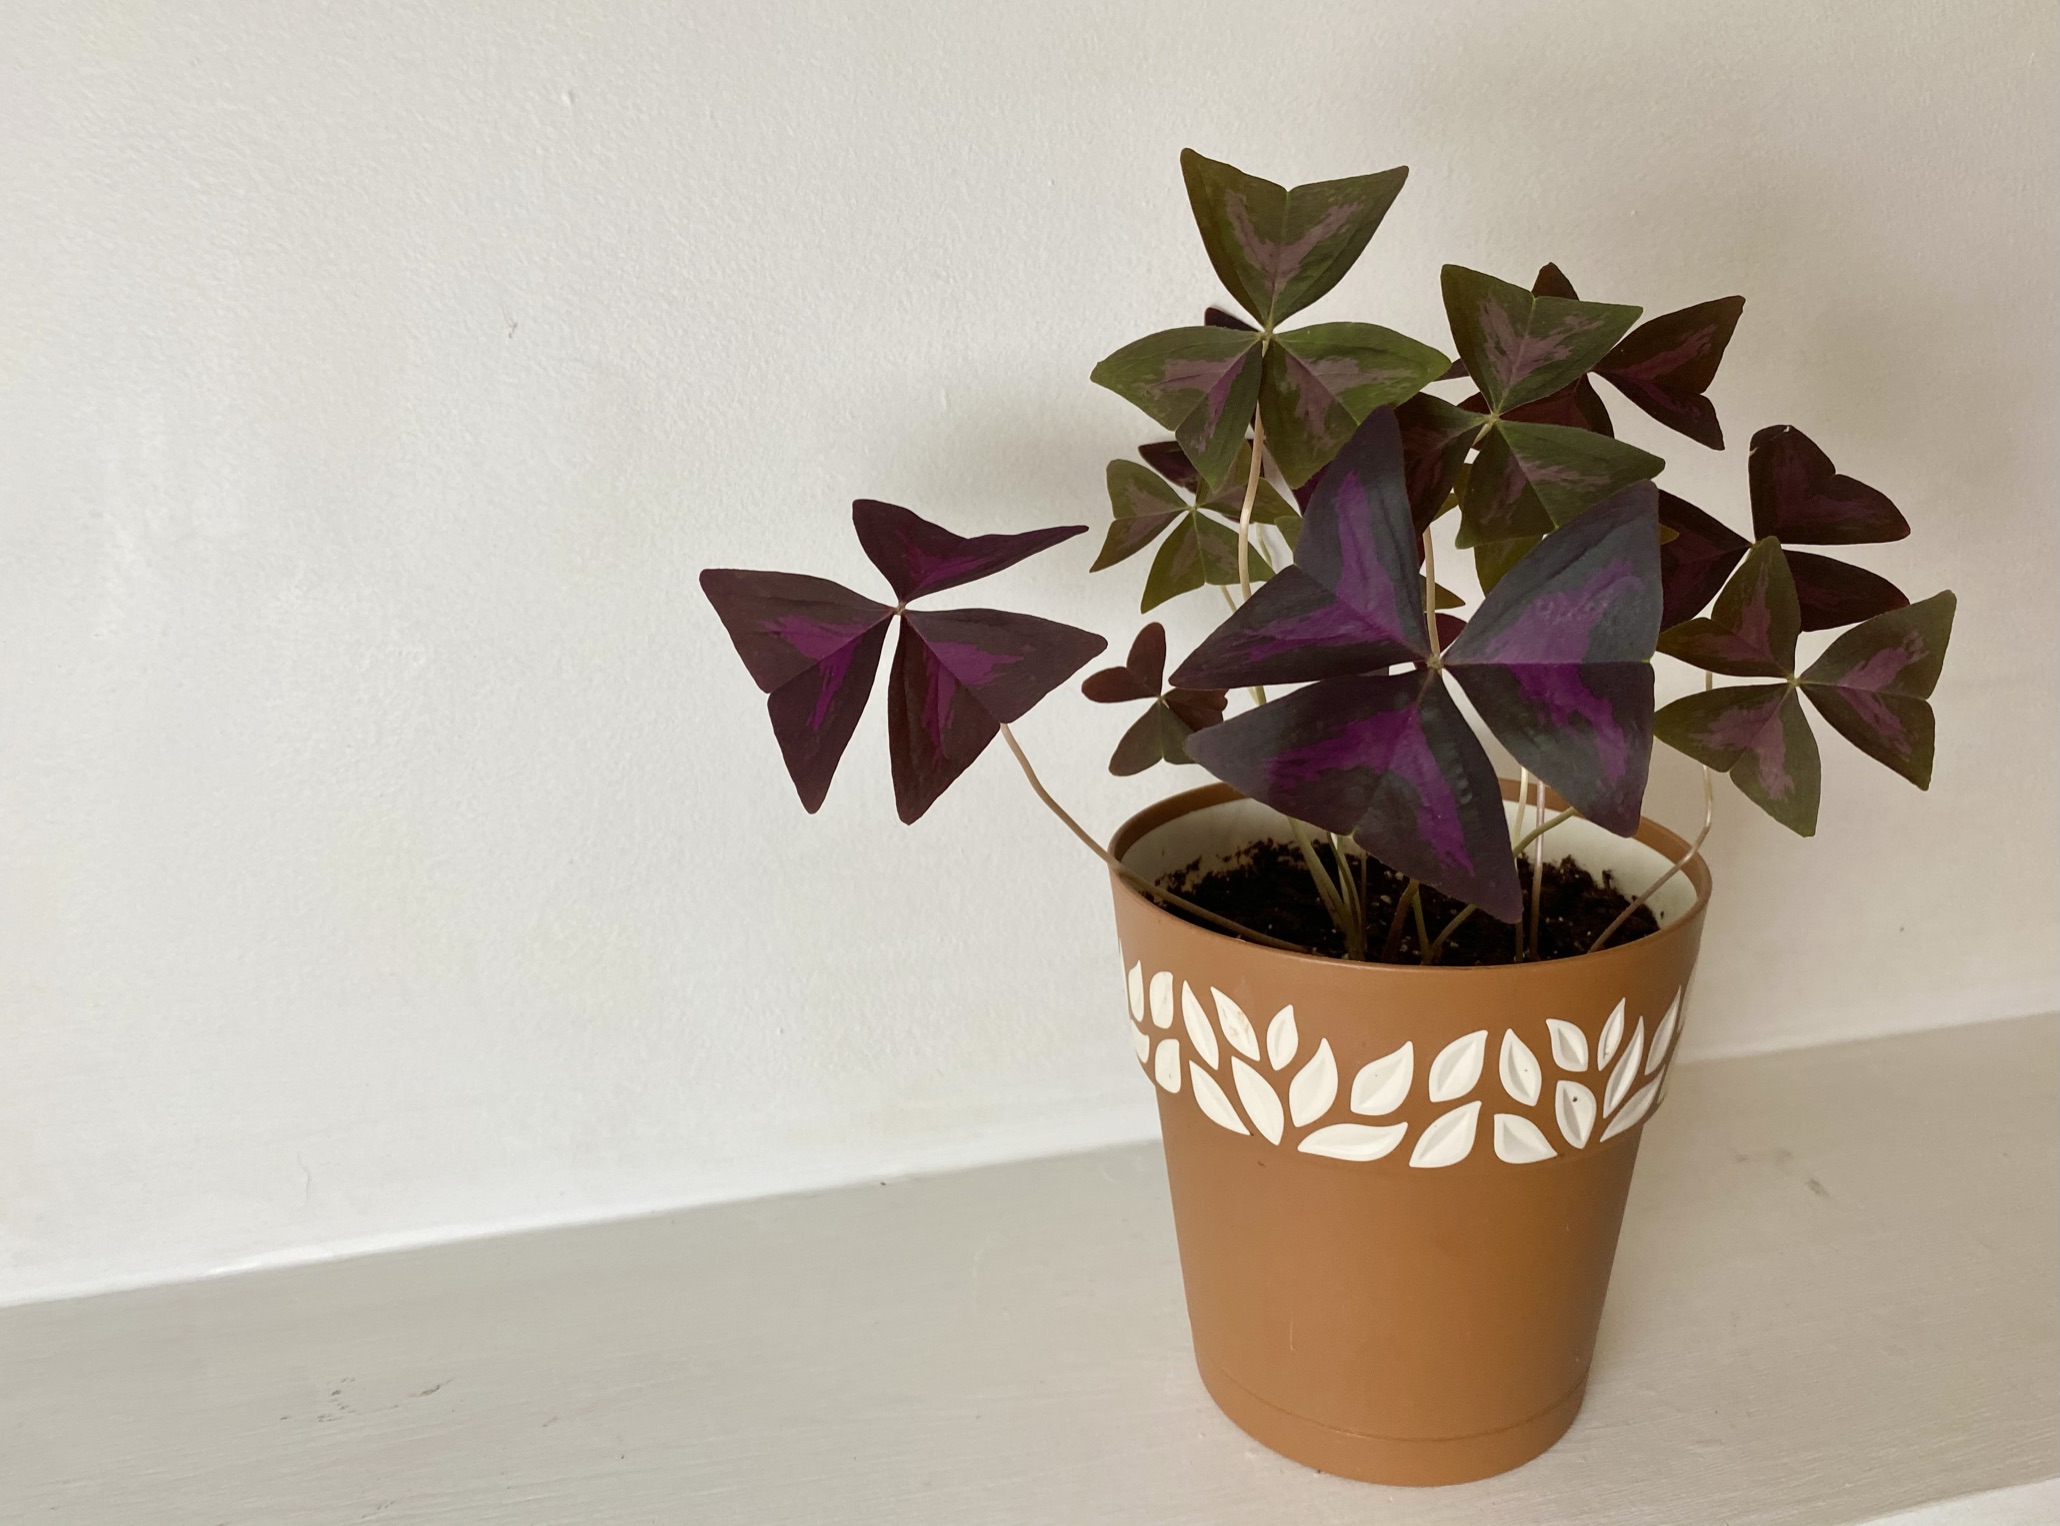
[1655,683,1822,835]
[1798,592,1955,787]
[1749,425,1910,545]
[888,609,1106,823]
[1090,326,1264,492]
[1657,538,1801,678]
[1441,265,1640,415]
[1444,484,1662,833]
[854,500,1086,602]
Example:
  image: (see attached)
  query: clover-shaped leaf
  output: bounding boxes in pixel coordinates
[1091,452,1283,611]
[704,503,1104,822]
[1091,327,1264,493]
[1657,489,1749,631]
[1745,424,1911,630]
[1658,537,1799,677]
[1260,322,1451,487]
[1178,408,1662,918]
[1441,265,1641,415]
[1181,149,1409,329]
[1081,623,1228,775]
[1459,420,1663,547]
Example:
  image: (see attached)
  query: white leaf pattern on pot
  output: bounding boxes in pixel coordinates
[1127,961,1144,1023]
[1428,1030,1487,1103]
[1603,1018,1646,1117]
[1351,1042,1414,1116]
[1266,1006,1298,1070]
[1211,988,1260,1061]
[1410,1102,1481,1168]
[1231,1057,1285,1144]
[1546,1018,1589,1072]
[1180,982,1219,1069]
[1556,1079,1597,1149]
[1647,991,1680,1075]
[1299,1122,1407,1161]
[1601,1075,1661,1141]
[1149,971,1175,1030]
[1190,1064,1248,1134]
[1597,999,1627,1068]
[1288,1039,1338,1127]
[1499,1030,1542,1107]
[1131,1025,1151,1065]
[1494,1113,1557,1163]
[1153,1038,1181,1093]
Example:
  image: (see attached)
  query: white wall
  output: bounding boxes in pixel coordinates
[2,0,2053,1305]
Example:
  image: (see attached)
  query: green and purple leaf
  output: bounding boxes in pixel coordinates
[1180,149,1409,328]
[700,569,894,812]
[1443,484,1662,834]
[1395,391,1486,530]
[1655,683,1821,835]
[1092,461,1186,571]
[1748,425,1909,545]
[1474,534,1541,596]
[1440,266,1640,414]
[1172,408,1429,688]
[1657,537,1800,678]
[1141,509,1271,611]
[1657,490,1749,630]
[1186,671,1522,920]
[1595,297,1745,449]
[887,609,1106,823]
[1459,420,1663,545]
[1799,592,1955,787]
[853,500,1087,601]
[1787,551,1909,632]
[1260,323,1451,485]
[1091,326,1263,491]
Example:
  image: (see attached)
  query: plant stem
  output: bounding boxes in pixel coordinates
[1411,882,1432,954]
[1527,772,1547,960]
[1381,881,1418,963]
[1589,744,1715,954]
[1236,410,1269,600]
[1422,525,1442,657]
[997,723,1312,954]
[1513,768,1533,962]
[1422,904,1476,965]
[1512,806,1579,857]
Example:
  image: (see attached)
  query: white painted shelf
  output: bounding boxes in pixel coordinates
[2,1015,2054,1525]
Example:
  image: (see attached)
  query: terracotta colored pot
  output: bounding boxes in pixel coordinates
[1107,782,1712,1486]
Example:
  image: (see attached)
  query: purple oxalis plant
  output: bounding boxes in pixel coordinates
[702,148,1959,963]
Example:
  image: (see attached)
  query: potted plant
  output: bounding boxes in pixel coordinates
[700,150,1956,1485]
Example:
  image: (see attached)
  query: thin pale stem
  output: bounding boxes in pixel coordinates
[1288,819,1350,932]
[1422,904,1476,965]
[1528,773,1547,960]
[1513,768,1534,962]
[1411,883,1432,954]
[1381,881,1418,963]
[1589,676,1718,954]
[1513,806,1580,857]
[1421,525,1442,657]
[1235,408,1269,600]
[997,723,1311,955]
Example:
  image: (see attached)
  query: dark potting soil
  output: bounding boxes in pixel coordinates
[1159,838,1659,965]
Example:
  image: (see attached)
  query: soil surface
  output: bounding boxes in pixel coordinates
[1159,838,1659,964]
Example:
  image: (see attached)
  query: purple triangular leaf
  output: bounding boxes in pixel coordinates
[1787,551,1910,632]
[1170,408,1429,688]
[1657,489,1749,630]
[1799,591,1954,787]
[1440,265,1640,414]
[1748,425,1910,545]
[1444,484,1661,834]
[1656,538,1800,678]
[1082,624,1167,702]
[887,609,1106,823]
[853,500,1086,602]
[1091,326,1264,491]
[1597,297,1745,449]
[700,569,895,812]
[1459,421,1662,546]
[1260,323,1452,486]
[1655,683,1821,836]
[1395,391,1485,530]
[1532,263,1580,300]
[1163,687,1229,732]
[1185,671,1521,920]
[1138,440,1200,492]
[1204,306,1256,332]
[1460,378,1614,435]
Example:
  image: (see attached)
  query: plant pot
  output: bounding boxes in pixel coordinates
[1107,781,1712,1486]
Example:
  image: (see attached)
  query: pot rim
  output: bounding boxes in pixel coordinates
[1107,780,1712,981]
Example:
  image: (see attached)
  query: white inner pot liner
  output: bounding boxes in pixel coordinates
[1120,797,1699,928]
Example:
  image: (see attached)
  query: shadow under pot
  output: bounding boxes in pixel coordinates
[1108,781,1712,1486]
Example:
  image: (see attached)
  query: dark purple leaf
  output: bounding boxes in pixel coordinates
[1435,612,1468,646]
[1654,683,1821,836]
[1107,702,1186,775]
[1459,420,1662,544]
[1171,408,1429,688]
[1185,671,1522,920]
[1180,149,1409,327]
[1163,687,1229,731]
[1799,592,1955,787]
[887,609,1106,823]
[1091,326,1264,491]
[700,570,895,812]
[1440,265,1640,414]
[1204,306,1256,331]
[1082,623,1167,702]
[1137,439,1199,492]
[1656,538,1800,677]
[1444,484,1662,833]
[853,500,1086,601]
[1749,425,1909,545]
[1787,551,1909,632]
[1657,489,1749,630]
[1531,263,1580,300]
[1395,391,1485,530]
[1260,323,1451,486]
[1595,297,1744,449]
[1462,378,1615,436]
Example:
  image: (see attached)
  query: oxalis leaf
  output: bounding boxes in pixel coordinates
[1655,683,1822,835]
[1799,592,1955,787]
[1260,322,1450,487]
[704,502,1103,822]
[1459,420,1664,546]
[1082,623,1227,776]
[1180,149,1408,329]
[1441,266,1640,414]
[1657,537,1799,678]
[1091,327,1263,492]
